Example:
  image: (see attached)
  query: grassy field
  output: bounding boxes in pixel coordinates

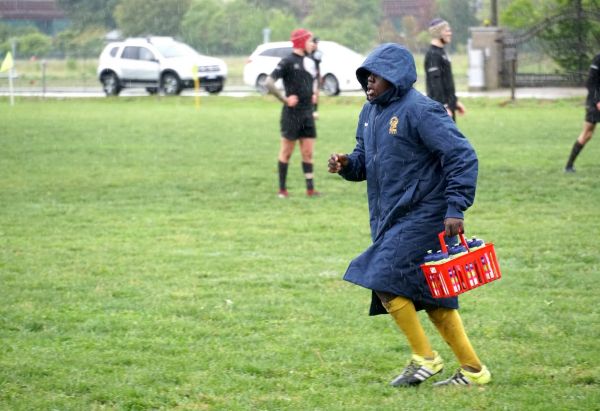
[1,95,599,410]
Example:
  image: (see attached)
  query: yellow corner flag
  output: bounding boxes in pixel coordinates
[1,52,14,72]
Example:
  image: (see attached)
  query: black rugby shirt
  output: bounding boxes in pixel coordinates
[586,53,600,108]
[424,44,457,111]
[270,52,317,111]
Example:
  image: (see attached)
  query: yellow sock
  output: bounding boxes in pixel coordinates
[426,307,482,371]
[382,296,434,358]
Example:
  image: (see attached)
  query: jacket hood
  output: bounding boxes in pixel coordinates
[356,43,416,97]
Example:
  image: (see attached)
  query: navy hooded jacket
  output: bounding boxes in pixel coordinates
[339,43,478,315]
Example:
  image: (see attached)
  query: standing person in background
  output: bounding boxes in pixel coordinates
[424,18,465,122]
[311,37,322,120]
[565,52,600,172]
[265,28,320,198]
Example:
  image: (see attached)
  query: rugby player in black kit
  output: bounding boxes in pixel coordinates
[265,28,320,198]
[565,52,600,172]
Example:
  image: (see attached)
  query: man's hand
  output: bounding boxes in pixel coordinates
[444,217,464,237]
[456,101,466,116]
[328,153,348,173]
[286,95,299,107]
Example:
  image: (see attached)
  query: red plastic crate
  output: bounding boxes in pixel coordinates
[420,232,501,298]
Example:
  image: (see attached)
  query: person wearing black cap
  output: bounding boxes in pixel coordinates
[564,52,600,172]
[265,28,320,198]
[424,18,465,121]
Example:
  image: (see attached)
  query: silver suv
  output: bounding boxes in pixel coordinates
[97,37,227,96]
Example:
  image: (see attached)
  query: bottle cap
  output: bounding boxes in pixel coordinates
[467,238,484,248]
[448,244,467,255]
[424,251,448,263]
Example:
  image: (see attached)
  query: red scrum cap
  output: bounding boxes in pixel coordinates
[290,28,312,49]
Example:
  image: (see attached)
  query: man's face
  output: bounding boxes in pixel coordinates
[304,37,316,53]
[366,73,392,101]
[441,26,453,44]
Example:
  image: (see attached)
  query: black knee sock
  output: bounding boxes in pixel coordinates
[566,141,584,168]
[302,162,314,191]
[278,161,288,191]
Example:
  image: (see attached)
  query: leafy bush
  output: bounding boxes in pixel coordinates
[17,32,52,58]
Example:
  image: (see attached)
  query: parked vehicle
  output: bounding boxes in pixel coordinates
[243,40,364,96]
[97,37,227,96]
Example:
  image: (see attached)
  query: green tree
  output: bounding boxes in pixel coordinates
[55,27,105,58]
[57,0,119,29]
[180,0,225,54]
[181,0,297,55]
[436,0,480,50]
[17,32,53,57]
[502,0,600,75]
[247,0,311,20]
[114,0,192,37]
[303,0,380,52]
[265,9,299,42]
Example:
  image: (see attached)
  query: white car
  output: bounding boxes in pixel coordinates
[243,40,364,96]
[97,37,227,96]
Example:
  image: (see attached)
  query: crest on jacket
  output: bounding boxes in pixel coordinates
[389,116,399,135]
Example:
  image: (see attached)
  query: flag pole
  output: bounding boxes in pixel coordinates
[8,65,14,106]
[10,39,15,106]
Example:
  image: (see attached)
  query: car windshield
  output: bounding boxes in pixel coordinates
[154,41,199,58]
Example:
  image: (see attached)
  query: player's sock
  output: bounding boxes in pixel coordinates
[302,162,314,191]
[426,307,482,372]
[566,141,584,169]
[383,296,434,358]
[278,161,288,191]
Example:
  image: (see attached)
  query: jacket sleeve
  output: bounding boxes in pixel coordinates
[425,52,447,105]
[339,106,367,181]
[587,54,600,106]
[442,61,458,111]
[417,104,478,219]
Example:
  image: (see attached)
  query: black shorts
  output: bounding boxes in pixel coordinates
[585,105,600,124]
[280,107,316,140]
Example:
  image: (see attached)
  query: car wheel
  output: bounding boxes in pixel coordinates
[161,72,181,95]
[205,82,223,94]
[255,74,268,95]
[322,74,340,96]
[101,72,121,96]
[146,87,159,95]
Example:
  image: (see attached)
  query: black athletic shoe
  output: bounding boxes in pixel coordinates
[564,166,576,173]
[433,365,491,387]
[390,352,444,387]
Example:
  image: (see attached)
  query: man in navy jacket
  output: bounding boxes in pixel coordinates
[328,43,491,387]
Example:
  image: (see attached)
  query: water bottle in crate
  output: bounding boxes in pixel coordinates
[420,232,501,298]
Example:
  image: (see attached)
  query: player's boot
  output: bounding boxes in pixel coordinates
[389,352,444,387]
[433,365,491,387]
[278,189,289,198]
[306,189,321,197]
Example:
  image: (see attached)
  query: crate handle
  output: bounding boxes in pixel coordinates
[437,231,470,254]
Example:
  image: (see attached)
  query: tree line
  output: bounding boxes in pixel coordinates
[1,0,481,58]
[1,0,599,77]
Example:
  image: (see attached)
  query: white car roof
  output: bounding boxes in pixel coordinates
[250,40,362,57]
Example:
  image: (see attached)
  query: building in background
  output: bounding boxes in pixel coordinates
[382,0,436,29]
[0,0,67,35]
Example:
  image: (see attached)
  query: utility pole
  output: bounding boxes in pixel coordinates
[491,0,498,26]
[576,0,584,83]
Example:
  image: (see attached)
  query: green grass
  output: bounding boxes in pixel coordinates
[1,96,599,410]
